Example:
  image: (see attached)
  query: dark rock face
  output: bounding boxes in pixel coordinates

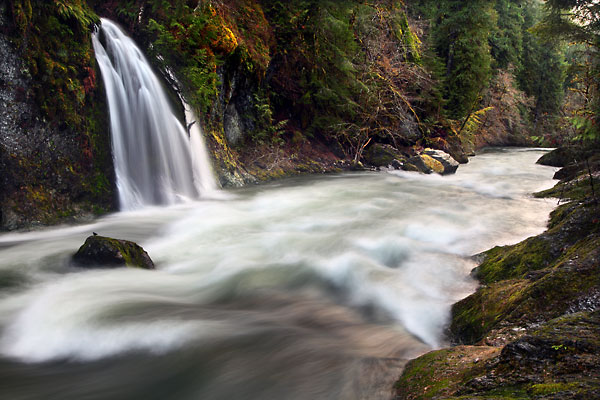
[0,3,114,231]
[72,235,155,270]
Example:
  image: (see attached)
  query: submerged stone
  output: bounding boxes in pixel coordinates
[72,235,155,270]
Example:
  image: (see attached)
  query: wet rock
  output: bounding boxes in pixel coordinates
[428,136,469,164]
[72,235,155,270]
[423,148,460,174]
[406,154,445,174]
[537,147,577,167]
[224,102,244,145]
[363,144,406,167]
[401,162,420,172]
[390,159,402,170]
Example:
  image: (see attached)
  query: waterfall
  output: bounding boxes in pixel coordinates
[92,18,217,210]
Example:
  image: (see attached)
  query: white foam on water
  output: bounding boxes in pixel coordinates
[0,149,558,364]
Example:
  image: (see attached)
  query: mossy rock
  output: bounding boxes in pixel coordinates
[397,312,600,399]
[423,148,459,174]
[536,173,600,202]
[395,346,500,399]
[407,154,445,174]
[536,147,577,167]
[474,236,555,285]
[537,147,575,167]
[401,162,420,172]
[452,179,600,345]
[363,143,406,167]
[72,235,155,270]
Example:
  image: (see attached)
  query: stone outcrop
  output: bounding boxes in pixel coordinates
[536,147,577,167]
[72,235,155,270]
[405,154,445,174]
[0,3,114,231]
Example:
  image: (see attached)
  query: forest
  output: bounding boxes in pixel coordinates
[1,0,598,228]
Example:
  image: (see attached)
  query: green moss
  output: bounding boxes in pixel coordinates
[535,174,600,202]
[395,349,455,398]
[395,346,501,399]
[475,237,553,284]
[528,382,580,396]
[103,238,146,268]
[393,11,421,63]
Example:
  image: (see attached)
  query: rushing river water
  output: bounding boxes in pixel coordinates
[0,149,556,399]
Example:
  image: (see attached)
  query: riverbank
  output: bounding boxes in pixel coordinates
[394,149,600,399]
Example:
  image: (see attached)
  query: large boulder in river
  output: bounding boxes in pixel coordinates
[536,147,577,167]
[428,136,469,164]
[72,235,155,270]
[363,143,407,168]
[404,154,445,174]
[403,149,459,175]
[423,148,460,174]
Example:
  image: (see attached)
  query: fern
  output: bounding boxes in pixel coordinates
[570,115,600,142]
[453,106,493,136]
[54,0,98,29]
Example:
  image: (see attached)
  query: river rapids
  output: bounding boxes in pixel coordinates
[0,148,556,399]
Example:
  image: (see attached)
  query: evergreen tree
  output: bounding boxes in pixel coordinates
[430,0,495,119]
[490,0,524,70]
[517,1,566,125]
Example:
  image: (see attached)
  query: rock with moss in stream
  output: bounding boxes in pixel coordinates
[363,144,407,168]
[423,148,459,174]
[405,154,445,174]
[395,311,600,399]
[72,235,155,270]
[536,147,577,167]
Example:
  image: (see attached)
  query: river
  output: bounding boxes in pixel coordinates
[0,148,556,399]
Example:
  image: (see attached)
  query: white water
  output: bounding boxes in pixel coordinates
[0,148,556,399]
[92,18,217,210]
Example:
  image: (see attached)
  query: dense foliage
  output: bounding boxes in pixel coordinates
[1,0,596,227]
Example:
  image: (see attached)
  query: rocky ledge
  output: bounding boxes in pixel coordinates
[72,235,155,270]
[394,147,600,399]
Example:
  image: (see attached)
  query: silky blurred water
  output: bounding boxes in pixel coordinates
[0,148,557,399]
[92,19,218,210]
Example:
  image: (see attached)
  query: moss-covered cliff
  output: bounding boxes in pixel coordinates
[0,1,114,230]
[395,149,600,399]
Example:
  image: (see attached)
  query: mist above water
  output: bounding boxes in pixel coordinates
[0,148,557,399]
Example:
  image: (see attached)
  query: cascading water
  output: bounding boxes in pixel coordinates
[92,18,217,210]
